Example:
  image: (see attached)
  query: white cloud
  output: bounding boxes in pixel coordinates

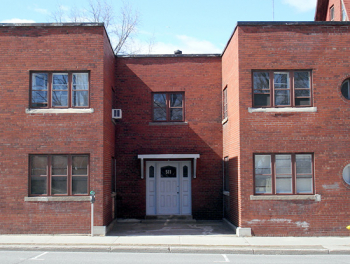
[283,0,317,12]
[1,18,35,23]
[33,8,50,15]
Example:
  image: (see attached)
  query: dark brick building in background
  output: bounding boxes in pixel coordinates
[1,0,350,236]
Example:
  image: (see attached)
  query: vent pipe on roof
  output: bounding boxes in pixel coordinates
[174,50,182,54]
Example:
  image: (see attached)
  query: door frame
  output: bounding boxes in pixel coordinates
[146,160,192,215]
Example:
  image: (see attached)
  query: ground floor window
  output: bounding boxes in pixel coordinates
[254,153,313,195]
[29,154,89,196]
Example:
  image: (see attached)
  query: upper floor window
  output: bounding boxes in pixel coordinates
[342,1,347,21]
[341,79,350,100]
[253,70,312,108]
[153,92,184,121]
[254,153,314,195]
[330,5,335,21]
[31,72,89,108]
[223,87,228,120]
[29,154,89,196]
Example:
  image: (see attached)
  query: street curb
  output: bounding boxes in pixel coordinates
[0,245,350,254]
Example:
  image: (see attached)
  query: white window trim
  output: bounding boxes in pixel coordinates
[25,196,90,202]
[248,107,317,113]
[26,108,94,114]
[250,194,321,201]
[138,154,200,179]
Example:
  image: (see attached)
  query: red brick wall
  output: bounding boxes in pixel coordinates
[102,30,116,226]
[115,56,223,219]
[234,24,350,236]
[327,0,342,20]
[222,32,241,227]
[0,25,110,234]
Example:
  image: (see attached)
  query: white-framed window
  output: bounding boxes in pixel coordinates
[31,72,89,108]
[253,70,312,107]
[330,5,335,21]
[254,153,314,195]
[342,164,350,185]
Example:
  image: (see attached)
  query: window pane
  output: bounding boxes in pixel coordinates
[30,156,47,176]
[255,155,271,174]
[295,89,310,97]
[153,107,167,121]
[274,72,289,89]
[52,176,67,194]
[32,91,48,107]
[161,166,176,178]
[52,74,68,90]
[170,94,183,107]
[32,73,48,90]
[254,94,270,107]
[72,156,88,175]
[253,72,269,90]
[255,175,272,193]
[52,91,68,107]
[31,177,47,195]
[276,155,291,174]
[183,165,188,178]
[295,98,310,106]
[52,155,68,175]
[296,154,312,174]
[276,177,292,193]
[72,176,88,194]
[296,177,312,193]
[294,72,310,88]
[153,93,166,107]
[170,108,183,121]
[73,73,89,90]
[73,91,88,107]
[149,166,154,178]
[343,165,350,185]
[275,90,290,105]
[341,80,350,100]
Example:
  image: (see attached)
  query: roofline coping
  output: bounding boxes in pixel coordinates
[222,21,350,56]
[0,22,104,27]
[117,54,221,58]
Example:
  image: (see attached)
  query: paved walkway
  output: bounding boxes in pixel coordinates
[0,220,349,254]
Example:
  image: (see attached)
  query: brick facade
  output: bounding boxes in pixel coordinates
[1,0,350,236]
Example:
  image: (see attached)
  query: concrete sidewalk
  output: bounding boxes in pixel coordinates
[1,234,350,254]
[0,220,349,254]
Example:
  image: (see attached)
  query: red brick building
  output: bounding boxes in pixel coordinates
[1,0,350,236]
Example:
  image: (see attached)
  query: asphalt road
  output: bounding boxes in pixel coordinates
[1,251,350,264]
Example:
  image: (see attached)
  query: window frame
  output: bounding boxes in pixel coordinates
[222,87,228,120]
[29,154,90,196]
[252,70,312,108]
[253,153,314,195]
[30,71,90,109]
[152,92,185,122]
[330,5,335,21]
[223,156,229,192]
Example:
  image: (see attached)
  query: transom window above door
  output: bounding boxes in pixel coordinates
[31,71,89,108]
[153,92,184,121]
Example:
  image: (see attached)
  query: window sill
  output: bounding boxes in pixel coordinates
[248,107,317,113]
[222,118,228,125]
[250,194,321,201]
[25,108,94,114]
[223,191,230,196]
[149,122,188,126]
[24,196,90,202]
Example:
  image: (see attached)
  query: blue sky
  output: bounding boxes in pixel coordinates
[1,0,317,54]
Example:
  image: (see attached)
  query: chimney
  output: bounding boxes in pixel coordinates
[174,50,182,55]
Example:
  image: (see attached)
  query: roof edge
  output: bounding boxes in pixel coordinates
[117,54,221,58]
[0,22,104,27]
